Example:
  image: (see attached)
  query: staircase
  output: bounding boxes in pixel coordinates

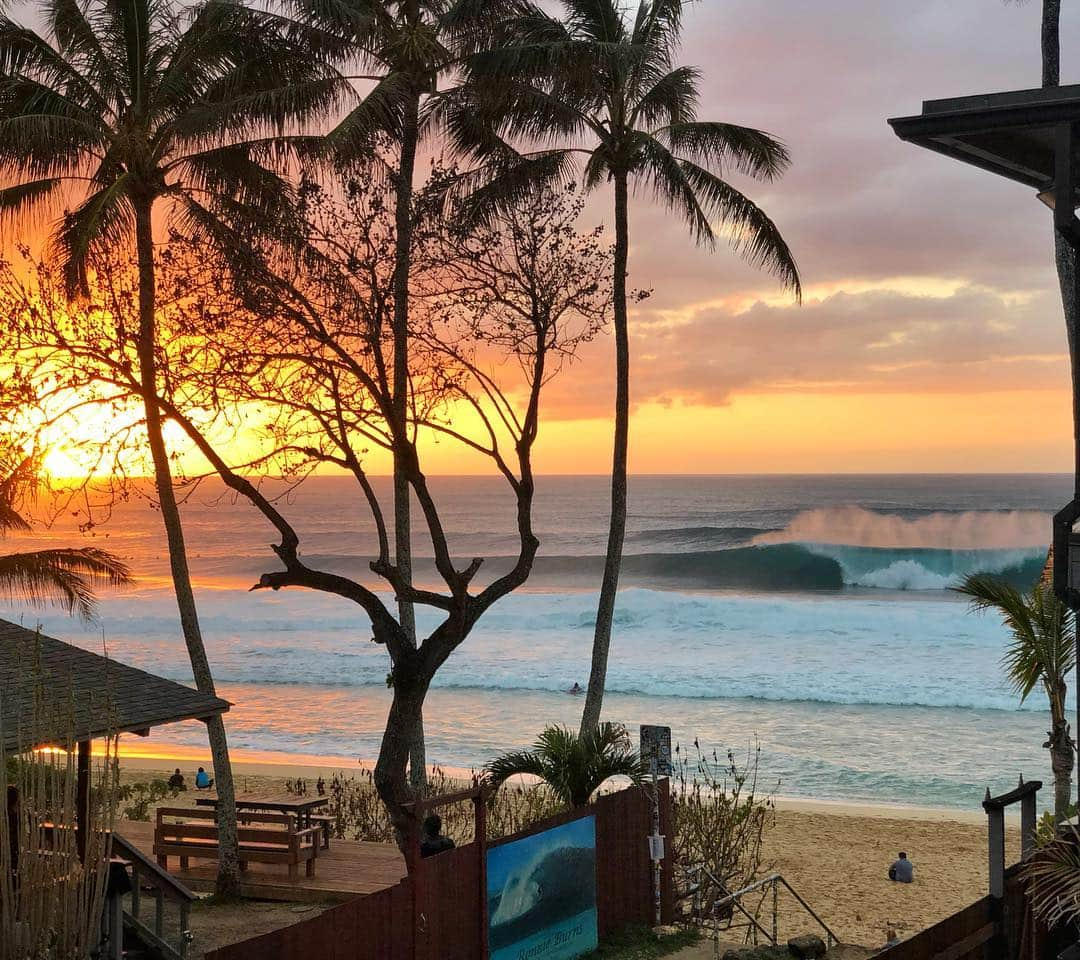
[113,831,197,960]
[681,865,840,957]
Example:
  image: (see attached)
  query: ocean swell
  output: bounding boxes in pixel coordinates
[527,543,1043,592]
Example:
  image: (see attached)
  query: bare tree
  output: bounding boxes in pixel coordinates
[0,177,609,845]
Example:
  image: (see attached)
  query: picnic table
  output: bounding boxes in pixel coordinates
[194,792,330,834]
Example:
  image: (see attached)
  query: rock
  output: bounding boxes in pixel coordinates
[788,935,828,959]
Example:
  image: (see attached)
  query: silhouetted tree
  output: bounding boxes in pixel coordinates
[0,0,345,885]
[445,0,801,734]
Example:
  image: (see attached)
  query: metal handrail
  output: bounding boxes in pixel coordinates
[685,865,839,956]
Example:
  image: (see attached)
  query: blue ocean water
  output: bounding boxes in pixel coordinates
[2,474,1072,810]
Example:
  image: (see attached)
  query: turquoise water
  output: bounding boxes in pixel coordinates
[2,474,1071,810]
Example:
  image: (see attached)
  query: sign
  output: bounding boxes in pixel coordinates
[486,815,598,960]
[639,724,672,777]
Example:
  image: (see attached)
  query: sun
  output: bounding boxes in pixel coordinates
[41,445,87,479]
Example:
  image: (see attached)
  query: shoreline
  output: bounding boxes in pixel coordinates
[117,743,994,824]
[115,745,1014,946]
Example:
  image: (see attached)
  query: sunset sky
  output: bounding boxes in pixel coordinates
[10,0,1080,476]
[523,0,1080,475]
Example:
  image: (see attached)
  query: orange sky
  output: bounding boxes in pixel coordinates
[11,0,1080,477]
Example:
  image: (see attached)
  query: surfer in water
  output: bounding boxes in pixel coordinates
[569,683,583,695]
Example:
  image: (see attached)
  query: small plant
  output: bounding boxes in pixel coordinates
[1036,803,1080,848]
[283,766,564,846]
[672,739,777,932]
[117,779,180,821]
[1024,824,1080,927]
[485,723,648,807]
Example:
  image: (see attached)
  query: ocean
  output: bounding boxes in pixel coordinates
[1,473,1072,811]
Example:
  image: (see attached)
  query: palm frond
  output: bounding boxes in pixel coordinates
[324,71,414,165]
[563,0,626,45]
[630,64,698,128]
[0,177,65,226]
[51,175,134,297]
[635,132,713,243]
[450,148,577,227]
[0,15,115,116]
[484,748,551,793]
[679,157,802,300]
[660,120,791,181]
[1025,825,1080,927]
[485,722,647,807]
[0,547,133,622]
[957,574,1075,704]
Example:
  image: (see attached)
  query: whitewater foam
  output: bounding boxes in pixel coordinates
[755,506,1051,550]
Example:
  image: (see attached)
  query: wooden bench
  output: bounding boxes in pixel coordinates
[153,808,322,880]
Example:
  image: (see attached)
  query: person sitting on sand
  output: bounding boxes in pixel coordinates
[889,851,914,883]
[569,682,583,695]
[420,814,455,858]
[167,768,186,791]
[194,767,214,790]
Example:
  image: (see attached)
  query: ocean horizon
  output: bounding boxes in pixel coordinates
[2,472,1072,811]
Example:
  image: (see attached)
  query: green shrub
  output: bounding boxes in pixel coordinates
[672,739,777,926]
[117,779,179,821]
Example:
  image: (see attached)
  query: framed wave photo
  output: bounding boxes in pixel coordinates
[486,815,599,960]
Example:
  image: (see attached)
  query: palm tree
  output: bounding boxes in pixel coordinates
[485,722,648,807]
[0,451,131,622]
[277,0,497,789]
[447,0,802,735]
[0,0,343,893]
[957,573,1076,822]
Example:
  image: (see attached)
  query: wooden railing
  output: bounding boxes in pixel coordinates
[113,831,196,960]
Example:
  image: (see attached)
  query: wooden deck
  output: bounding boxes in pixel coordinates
[116,820,407,902]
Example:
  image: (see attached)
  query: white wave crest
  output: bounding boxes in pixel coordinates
[754,506,1050,550]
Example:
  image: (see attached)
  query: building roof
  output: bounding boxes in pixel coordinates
[888,83,1080,202]
[0,618,230,751]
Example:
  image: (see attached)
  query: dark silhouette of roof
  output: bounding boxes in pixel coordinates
[889,83,1080,202]
[0,618,229,750]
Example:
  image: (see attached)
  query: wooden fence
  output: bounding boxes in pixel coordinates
[871,864,1044,960]
[205,782,673,960]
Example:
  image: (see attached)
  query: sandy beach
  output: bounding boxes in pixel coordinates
[119,751,1021,950]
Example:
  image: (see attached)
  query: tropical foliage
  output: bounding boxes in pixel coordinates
[0,0,348,893]
[956,573,1075,822]
[0,450,130,621]
[0,0,800,852]
[485,723,648,808]
[445,0,801,734]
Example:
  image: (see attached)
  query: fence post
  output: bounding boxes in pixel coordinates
[475,787,489,959]
[985,790,1005,899]
[658,779,675,925]
[1020,779,1037,861]
[410,800,425,960]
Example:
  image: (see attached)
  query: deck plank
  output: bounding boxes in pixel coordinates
[116,819,407,902]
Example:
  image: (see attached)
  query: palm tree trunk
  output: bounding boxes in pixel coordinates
[134,198,241,895]
[1040,0,1080,812]
[1049,720,1074,823]
[1042,0,1060,88]
[393,90,425,790]
[581,169,630,736]
[1049,681,1074,822]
